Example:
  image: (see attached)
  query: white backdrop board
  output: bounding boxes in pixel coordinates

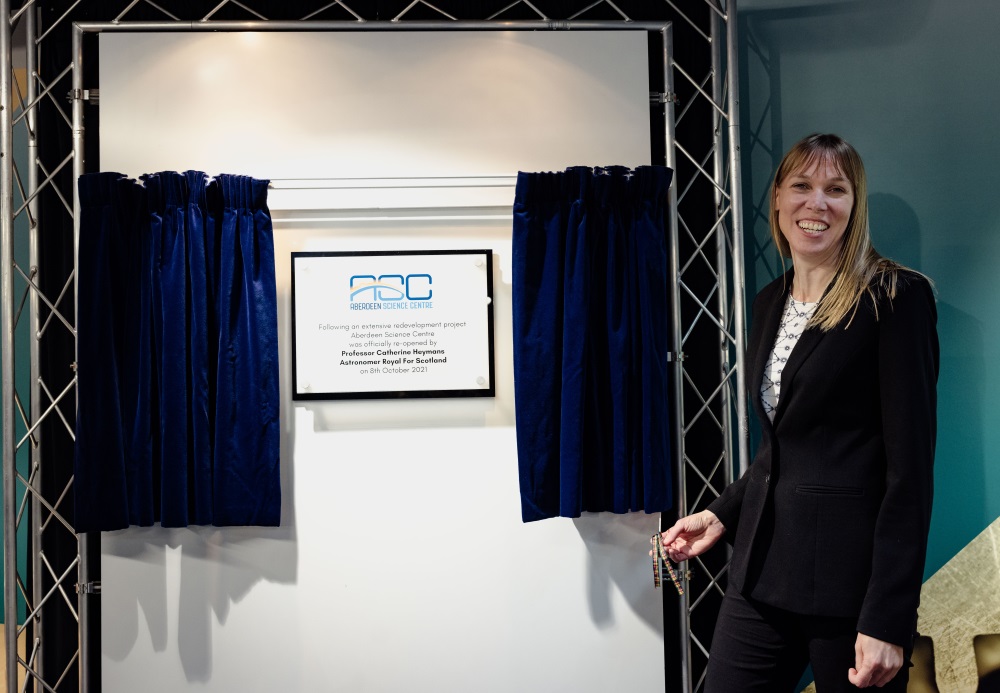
[99,30,665,693]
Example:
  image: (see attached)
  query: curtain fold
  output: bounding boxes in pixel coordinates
[74,171,280,532]
[512,165,674,522]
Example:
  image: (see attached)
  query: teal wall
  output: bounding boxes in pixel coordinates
[738,0,1000,580]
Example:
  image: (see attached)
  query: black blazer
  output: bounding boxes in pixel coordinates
[708,268,939,647]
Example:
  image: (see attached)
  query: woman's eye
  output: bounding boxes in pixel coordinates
[791,183,808,190]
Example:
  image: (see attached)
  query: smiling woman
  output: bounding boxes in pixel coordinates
[658,134,939,693]
[774,159,853,283]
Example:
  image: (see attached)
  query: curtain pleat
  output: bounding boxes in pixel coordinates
[214,175,280,526]
[75,173,138,531]
[512,165,673,522]
[74,171,280,531]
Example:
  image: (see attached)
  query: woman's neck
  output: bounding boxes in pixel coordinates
[790,262,836,303]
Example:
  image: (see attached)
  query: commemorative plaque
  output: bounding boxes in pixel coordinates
[291,250,495,400]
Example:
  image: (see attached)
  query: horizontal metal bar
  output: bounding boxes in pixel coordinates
[75,19,671,32]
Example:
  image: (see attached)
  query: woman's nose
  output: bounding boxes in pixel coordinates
[806,190,828,210]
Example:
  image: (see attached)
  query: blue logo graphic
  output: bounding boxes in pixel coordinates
[350,274,433,302]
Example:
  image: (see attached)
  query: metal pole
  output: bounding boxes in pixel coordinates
[663,24,691,693]
[723,0,750,475]
[0,0,19,688]
[71,22,96,693]
[710,2,735,492]
[74,19,672,32]
[27,5,44,687]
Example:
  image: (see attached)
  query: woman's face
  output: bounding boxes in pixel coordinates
[774,157,854,269]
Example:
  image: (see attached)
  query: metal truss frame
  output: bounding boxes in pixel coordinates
[0,1,746,691]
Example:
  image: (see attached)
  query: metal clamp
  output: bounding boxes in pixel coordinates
[650,91,679,105]
[75,581,102,595]
[67,88,99,104]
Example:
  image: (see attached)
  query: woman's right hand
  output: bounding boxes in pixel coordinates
[653,510,726,562]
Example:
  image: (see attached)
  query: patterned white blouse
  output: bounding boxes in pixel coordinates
[760,294,818,421]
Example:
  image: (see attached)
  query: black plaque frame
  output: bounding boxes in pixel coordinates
[290,249,496,400]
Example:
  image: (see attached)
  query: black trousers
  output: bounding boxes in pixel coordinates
[705,588,911,693]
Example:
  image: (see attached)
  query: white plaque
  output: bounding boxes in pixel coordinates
[291,250,495,400]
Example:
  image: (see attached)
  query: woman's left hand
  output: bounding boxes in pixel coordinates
[848,633,903,688]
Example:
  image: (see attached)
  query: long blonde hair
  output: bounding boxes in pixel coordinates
[770,134,904,331]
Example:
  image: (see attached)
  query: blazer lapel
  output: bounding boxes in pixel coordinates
[772,319,827,426]
[749,274,791,429]
[771,268,841,424]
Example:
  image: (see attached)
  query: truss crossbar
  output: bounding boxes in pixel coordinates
[672,61,728,121]
[14,262,75,336]
[12,63,72,128]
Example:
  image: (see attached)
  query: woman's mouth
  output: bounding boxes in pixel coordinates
[797,220,829,233]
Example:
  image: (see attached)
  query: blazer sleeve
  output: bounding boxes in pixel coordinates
[856,274,939,647]
[708,471,748,538]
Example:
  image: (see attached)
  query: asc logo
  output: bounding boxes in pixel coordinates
[350,274,433,302]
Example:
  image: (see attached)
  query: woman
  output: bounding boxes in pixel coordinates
[658,134,938,691]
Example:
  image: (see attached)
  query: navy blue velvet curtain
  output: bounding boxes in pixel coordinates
[74,171,280,532]
[512,165,674,522]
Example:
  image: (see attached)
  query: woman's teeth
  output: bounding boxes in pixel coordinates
[798,221,828,232]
